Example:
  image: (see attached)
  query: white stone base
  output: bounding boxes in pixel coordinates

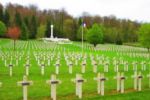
[42,38,72,44]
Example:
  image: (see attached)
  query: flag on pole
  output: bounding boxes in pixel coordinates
[82,22,86,27]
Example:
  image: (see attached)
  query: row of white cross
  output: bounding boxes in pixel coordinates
[5,61,148,77]
[1,72,149,100]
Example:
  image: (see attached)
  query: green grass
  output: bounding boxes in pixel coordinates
[0,39,150,100]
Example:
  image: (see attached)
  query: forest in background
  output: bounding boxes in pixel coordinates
[0,3,141,44]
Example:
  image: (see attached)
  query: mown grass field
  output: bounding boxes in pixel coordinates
[0,39,150,100]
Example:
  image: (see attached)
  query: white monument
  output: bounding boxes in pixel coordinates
[43,25,71,44]
[50,25,54,39]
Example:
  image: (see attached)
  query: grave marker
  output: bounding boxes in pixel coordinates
[104,61,109,72]
[40,62,45,75]
[68,61,73,74]
[132,62,138,71]
[94,73,107,95]
[124,61,128,71]
[141,61,146,71]
[114,60,119,72]
[24,63,30,76]
[81,60,86,73]
[114,72,126,93]
[132,71,143,91]
[17,76,33,100]
[46,74,61,100]
[55,61,60,74]
[71,74,86,99]
[8,64,13,76]
[92,60,97,73]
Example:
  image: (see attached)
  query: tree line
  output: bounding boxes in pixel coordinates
[0,3,141,44]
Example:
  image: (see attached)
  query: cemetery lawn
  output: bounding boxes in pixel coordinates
[0,39,150,100]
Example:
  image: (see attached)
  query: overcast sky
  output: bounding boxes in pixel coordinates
[1,0,150,22]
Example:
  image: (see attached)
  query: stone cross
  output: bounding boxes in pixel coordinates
[71,74,86,99]
[124,61,128,71]
[94,73,107,95]
[40,62,45,76]
[114,72,126,93]
[104,61,109,72]
[132,71,143,91]
[46,74,61,100]
[17,76,33,100]
[141,61,146,71]
[4,59,7,66]
[92,60,97,73]
[114,60,119,72]
[8,64,13,76]
[16,57,19,66]
[132,62,138,71]
[68,61,73,74]
[47,56,51,66]
[81,60,86,73]
[24,63,30,76]
[55,61,60,74]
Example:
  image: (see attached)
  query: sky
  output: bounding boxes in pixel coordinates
[1,0,150,22]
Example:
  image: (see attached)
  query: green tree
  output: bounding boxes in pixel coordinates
[15,12,22,27]
[0,21,6,37]
[36,24,46,38]
[45,20,51,37]
[63,19,75,40]
[115,32,123,45]
[21,22,29,40]
[76,25,88,41]
[87,24,104,47]
[30,15,37,39]
[0,4,3,21]
[138,23,150,52]
[3,10,10,27]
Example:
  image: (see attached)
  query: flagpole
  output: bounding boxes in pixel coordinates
[82,20,86,56]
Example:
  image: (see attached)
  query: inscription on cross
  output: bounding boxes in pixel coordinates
[94,73,107,95]
[114,72,126,93]
[8,63,13,76]
[71,74,86,99]
[17,76,33,100]
[132,71,143,91]
[46,74,61,100]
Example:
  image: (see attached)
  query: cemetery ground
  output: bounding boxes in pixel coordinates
[0,39,150,100]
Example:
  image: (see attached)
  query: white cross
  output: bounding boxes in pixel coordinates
[94,73,107,95]
[68,61,73,74]
[92,60,97,73]
[132,71,143,91]
[17,76,33,100]
[141,61,146,71]
[124,61,128,71]
[40,63,45,76]
[104,61,109,72]
[71,74,86,99]
[55,61,60,74]
[114,60,119,72]
[46,74,61,100]
[132,62,138,71]
[8,64,13,77]
[25,63,30,76]
[114,72,126,93]
[81,60,86,73]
